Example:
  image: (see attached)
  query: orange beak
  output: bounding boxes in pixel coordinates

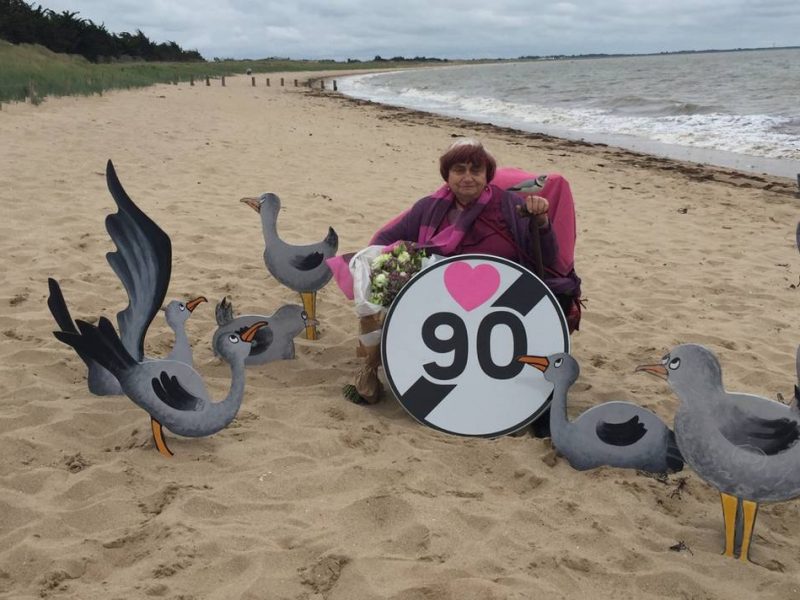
[186,296,208,312]
[517,355,549,372]
[240,321,268,343]
[240,197,261,213]
[635,363,668,380]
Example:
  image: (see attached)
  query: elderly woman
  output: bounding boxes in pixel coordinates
[340,138,564,405]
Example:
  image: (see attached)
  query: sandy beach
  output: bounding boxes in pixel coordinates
[1,70,798,599]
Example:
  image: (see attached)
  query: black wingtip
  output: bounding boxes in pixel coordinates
[47,277,78,335]
[215,296,235,326]
[105,159,133,212]
[326,226,339,248]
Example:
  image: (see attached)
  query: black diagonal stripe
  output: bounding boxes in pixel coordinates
[491,273,547,316]
[400,377,457,420]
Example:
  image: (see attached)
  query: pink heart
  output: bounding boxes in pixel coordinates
[444,262,500,312]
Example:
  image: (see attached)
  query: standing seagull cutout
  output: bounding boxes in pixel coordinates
[241,193,338,340]
[54,316,268,457]
[48,160,206,395]
[518,353,683,473]
[637,344,800,561]
[213,296,316,365]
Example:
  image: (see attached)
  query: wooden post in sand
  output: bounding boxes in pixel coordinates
[190,75,194,86]
[252,76,256,86]
[333,80,338,91]
[294,79,298,87]
[267,78,270,87]
[321,80,325,90]
[221,76,226,87]
[281,78,284,86]
[205,76,210,86]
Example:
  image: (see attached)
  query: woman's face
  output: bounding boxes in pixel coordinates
[447,162,487,205]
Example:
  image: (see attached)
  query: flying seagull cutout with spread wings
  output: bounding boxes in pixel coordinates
[48,160,206,396]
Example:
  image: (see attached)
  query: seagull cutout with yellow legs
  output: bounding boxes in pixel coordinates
[54,316,268,457]
[637,344,800,562]
[241,193,338,340]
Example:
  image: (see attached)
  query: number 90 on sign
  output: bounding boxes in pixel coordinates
[381,254,569,437]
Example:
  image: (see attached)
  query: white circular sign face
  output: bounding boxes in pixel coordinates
[381,254,569,437]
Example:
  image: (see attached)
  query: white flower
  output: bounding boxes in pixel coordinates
[397,251,410,264]
[372,273,388,288]
[371,254,389,269]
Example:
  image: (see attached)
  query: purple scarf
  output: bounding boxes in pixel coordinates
[326,184,497,300]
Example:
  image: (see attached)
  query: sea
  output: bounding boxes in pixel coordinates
[337,49,800,179]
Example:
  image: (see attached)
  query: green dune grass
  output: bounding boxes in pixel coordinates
[0,40,449,106]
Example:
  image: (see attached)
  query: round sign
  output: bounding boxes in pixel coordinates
[381,254,570,437]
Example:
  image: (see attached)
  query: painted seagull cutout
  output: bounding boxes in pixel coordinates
[212,296,316,366]
[55,316,267,457]
[241,193,338,340]
[49,280,206,394]
[637,344,800,562]
[48,160,206,395]
[518,352,683,474]
[507,174,548,195]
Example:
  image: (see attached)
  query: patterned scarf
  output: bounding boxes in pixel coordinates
[411,183,496,254]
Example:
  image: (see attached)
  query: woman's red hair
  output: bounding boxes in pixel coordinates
[439,139,497,182]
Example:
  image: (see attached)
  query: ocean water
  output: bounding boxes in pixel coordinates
[337,50,800,179]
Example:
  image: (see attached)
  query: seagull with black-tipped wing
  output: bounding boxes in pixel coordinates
[518,352,683,474]
[212,296,315,365]
[48,160,206,395]
[54,316,267,457]
[637,343,800,562]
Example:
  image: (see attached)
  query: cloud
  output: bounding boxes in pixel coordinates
[34,0,800,60]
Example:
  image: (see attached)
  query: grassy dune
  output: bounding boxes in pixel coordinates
[0,40,440,105]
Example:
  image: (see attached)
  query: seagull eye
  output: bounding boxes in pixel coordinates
[553,358,563,368]
[179,303,186,311]
[668,357,681,370]
[228,334,240,344]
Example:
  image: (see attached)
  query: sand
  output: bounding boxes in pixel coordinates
[1,70,798,600]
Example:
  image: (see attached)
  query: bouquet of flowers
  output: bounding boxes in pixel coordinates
[368,243,427,307]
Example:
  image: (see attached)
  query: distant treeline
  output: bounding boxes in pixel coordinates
[0,0,204,62]
[355,55,449,63]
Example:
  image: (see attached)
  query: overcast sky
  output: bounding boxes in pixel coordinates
[36,0,800,61]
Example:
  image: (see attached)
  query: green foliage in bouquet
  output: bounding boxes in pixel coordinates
[369,243,428,307]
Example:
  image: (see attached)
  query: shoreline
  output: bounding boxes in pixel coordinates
[322,70,800,184]
[321,86,799,196]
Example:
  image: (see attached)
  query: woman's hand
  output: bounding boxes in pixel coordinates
[524,195,549,227]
